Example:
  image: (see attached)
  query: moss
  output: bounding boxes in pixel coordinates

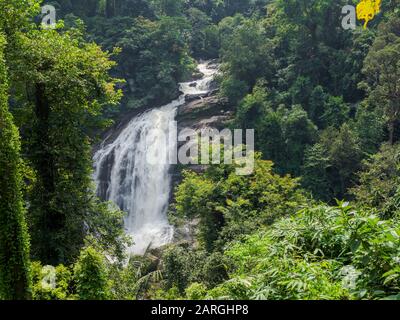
[0,34,31,300]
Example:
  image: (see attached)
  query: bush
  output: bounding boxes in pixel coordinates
[73,247,110,300]
[209,202,400,300]
[185,283,207,300]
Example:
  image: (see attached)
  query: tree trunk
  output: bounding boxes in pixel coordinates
[33,83,65,265]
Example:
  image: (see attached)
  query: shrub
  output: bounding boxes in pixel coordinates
[73,247,110,300]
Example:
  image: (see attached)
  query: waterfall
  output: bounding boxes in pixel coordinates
[93,61,218,255]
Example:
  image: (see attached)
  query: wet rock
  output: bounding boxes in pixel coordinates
[185,93,209,103]
[191,71,203,80]
[177,95,232,131]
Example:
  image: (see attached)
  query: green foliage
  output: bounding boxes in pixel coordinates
[234,85,317,175]
[31,262,72,300]
[162,246,192,293]
[160,245,228,295]
[220,18,274,96]
[84,200,131,262]
[108,255,162,300]
[201,252,229,288]
[220,75,249,105]
[353,103,386,154]
[361,14,400,145]
[302,124,363,201]
[308,86,350,129]
[180,0,269,24]
[174,157,306,252]
[0,34,31,300]
[216,0,379,188]
[87,15,194,112]
[351,143,400,218]
[235,84,269,129]
[54,0,155,18]
[0,0,41,35]
[151,0,185,17]
[301,143,332,201]
[112,1,400,301]
[185,282,207,300]
[8,27,125,265]
[209,202,400,300]
[282,105,318,175]
[73,247,110,300]
[31,252,165,301]
[52,0,269,115]
[185,7,219,58]
[2,0,400,302]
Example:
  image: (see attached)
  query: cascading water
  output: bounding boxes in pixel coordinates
[93,61,218,255]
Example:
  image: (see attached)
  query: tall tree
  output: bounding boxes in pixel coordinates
[361,15,400,145]
[9,28,123,265]
[302,124,363,201]
[0,34,31,300]
[351,143,400,218]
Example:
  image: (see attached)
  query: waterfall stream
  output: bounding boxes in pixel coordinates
[93,62,218,255]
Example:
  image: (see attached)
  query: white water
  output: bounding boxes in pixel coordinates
[93,62,218,255]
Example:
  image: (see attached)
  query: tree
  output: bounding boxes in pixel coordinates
[302,124,363,201]
[0,34,31,300]
[73,247,110,300]
[222,18,274,85]
[255,108,286,172]
[329,125,362,197]
[276,0,352,90]
[351,143,400,218]
[92,15,193,111]
[9,28,123,265]
[353,103,385,154]
[186,7,214,58]
[151,0,185,16]
[236,84,268,129]
[163,246,191,293]
[308,86,349,129]
[282,105,318,175]
[0,0,40,37]
[174,157,306,251]
[361,15,400,145]
[302,143,332,201]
